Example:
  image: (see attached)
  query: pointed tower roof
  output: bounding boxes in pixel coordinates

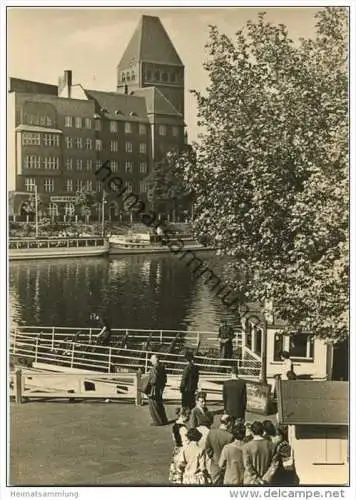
[118,15,183,69]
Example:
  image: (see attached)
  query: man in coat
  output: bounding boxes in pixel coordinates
[218,320,235,359]
[205,414,234,485]
[180,351,200,410]
[147,354,168,426]
[223,365,247,424]
[242,421,274,485]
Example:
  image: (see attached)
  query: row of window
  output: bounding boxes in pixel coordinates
[22,133,60,147]
[64,117,148,135]
[120,69,181,84]
[63,117,179,137]
[24,156,149,174]
[64,179,148,193]
[64,159,147,173]
[24,156,60,170]
[24,177,148,194]
[64,137,147,153]
[23,114,53,127]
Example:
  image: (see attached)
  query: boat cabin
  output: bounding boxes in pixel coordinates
[276,380,349,485]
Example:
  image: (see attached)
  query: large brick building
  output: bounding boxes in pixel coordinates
[8,15,186,221]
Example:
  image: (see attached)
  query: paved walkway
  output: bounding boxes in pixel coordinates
[10,401,275,486]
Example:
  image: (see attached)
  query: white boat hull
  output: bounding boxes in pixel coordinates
[109,243,215,255]
[9,242,109,260]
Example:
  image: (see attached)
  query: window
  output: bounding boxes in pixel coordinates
[273,333,315,361]
[96,160,102,171]
[44,178,54,193]
[75,137,83,149]
[255,328,262,357]
[66,158,73,170]
[86,180,93,191]
[85,138,92,150]
[85,118,92,129]
[125,142,133,153]
[22,133,40,145]
[172,126,179,137]
[139,143,147,154]
[66,179,73,192]
[146,70,152,80]
[75,117,82,128]
[76,180,84,191]
[159,125,166,136]
[25,178,36,192]
[125,122,132,134]
[46,116,52,127]
[95,119,101,131]
[139,162,147,174]
[124,181,133,192]
[139,181,148,193]
[97,182,102,192]
[64,202,75,216]
[289,334,314,359]
[139,124,147,135]
[48,203,58,217]
[86,160,92,171]
[76,159,83,171]
[246,322,252,350]
[25,156,41,169]
[43,134,60,147]
[125,161,133,173]
[110,160,118,173]
[40,116,46,126]
[162,72,168,82]
[64,116,73,127]
[43,157,59,169]
[110,121,118,133]
[95,139,102,151]
[65,137,73,149]
[110,140,118,152]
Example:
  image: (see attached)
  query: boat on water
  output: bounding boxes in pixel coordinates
[9,237,109,260]
[109,233,215,255]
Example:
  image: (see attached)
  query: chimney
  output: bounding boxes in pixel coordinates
[59,70,72,98]
[64,70,72,98]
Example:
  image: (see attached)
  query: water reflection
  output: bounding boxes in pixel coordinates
[9,254,243,334]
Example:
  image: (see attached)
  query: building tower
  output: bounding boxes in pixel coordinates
[116,15,184,117]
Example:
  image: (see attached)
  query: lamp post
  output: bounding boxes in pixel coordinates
[101,190,105,237]
[34,184,39,239]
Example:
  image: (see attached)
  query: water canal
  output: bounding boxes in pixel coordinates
[9,253,244,341]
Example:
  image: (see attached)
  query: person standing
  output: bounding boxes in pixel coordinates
[219,422,246,485]
[96,316,112,346]
[147,354,168,426]
[169,407,190,484]
[205,414,234,485]
[218,320,235,359]
[280,351,296,380]
[177,428,209,485]
[242,421,274,485]
[223,365,247,424]
[180,351,200,410]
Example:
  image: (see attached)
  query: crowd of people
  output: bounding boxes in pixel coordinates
[143,351,299,486]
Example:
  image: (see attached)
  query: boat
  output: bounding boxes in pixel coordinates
[9,237,109,260]
[109,233,215,255]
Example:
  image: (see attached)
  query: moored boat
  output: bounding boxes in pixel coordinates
[9,237,109,260]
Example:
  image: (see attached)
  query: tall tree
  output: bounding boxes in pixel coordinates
[181,8,348,341]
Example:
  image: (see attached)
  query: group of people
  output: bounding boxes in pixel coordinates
[143,351,298,486]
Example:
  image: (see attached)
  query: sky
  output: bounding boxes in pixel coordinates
[7,6,320,142]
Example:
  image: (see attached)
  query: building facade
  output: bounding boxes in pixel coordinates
[8,15,186,222]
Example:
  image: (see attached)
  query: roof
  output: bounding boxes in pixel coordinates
[133,87,183,117]
[118,15,183,69]
[277,380,348,426]
[85,89,149,122]
[9,77,58,95]
[15,125,63,134]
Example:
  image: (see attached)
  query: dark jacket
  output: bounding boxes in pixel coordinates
[180,361,199,393]
[223,378,247,419]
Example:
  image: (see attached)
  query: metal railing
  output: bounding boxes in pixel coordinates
[10,329,261,379]
[9,238,107,250]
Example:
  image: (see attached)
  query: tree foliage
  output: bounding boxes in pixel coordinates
[181,7,348,341]
[73,191,98,221]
